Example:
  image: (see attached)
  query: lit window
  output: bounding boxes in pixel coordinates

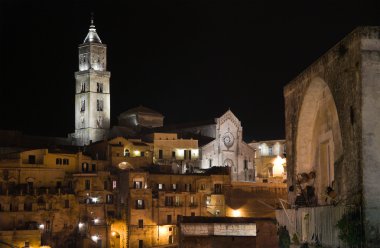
[134,181,142,189]
[136,200,144,209]
[158,183,164,190]
[112,180,117,189]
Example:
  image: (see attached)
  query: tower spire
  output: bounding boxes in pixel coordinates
[91,12,94,26]
[83,12,102,44]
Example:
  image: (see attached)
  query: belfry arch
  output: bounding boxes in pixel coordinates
[296,77,343,203]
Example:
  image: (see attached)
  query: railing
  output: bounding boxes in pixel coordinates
[276,205,355,247]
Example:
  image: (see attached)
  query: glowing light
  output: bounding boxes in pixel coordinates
[111,231,116,236]
[91,197,99,203]
[273,155,286,177]
[191,149,199,157]
[39,224,45,229]
[158,225,168,236]
[232,209,241,217]
[91,235,99,242]
[78,222,84,228]
[133,150,140,156]
[176,149,184,157]
[94,218,100,224]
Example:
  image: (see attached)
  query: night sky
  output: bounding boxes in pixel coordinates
[1,1,379,142]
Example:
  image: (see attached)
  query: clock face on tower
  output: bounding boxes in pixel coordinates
[222,132,234,148]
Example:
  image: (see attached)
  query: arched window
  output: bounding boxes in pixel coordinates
[124,149,130,157]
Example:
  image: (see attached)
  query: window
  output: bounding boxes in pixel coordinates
[191,212,195,217]
[80,99,85,112]
[27,182,33,194]
[244,160,248,170]
[124,149,130,157]
[92,164,96,172]
[140,151,145,157]
[138,219,143,228]
[167,214,172,224]
[56,181,62,188]
[104,181,108,190]
[106,194,114,204]
[172,151,176,158]
[85,180,90,190]
[175,196,180,206]
[138,240,143,248]
[268,166,273,177]
[97,82,103,93]
[268,146,273,156]
[169,235,173,244]
[64,199,70,208]
[134,181,142,189]
[158,184,164,190]
[184,184,191,192]
[24,241,30,248]
[136,200,145,209]
[97,99,103,111]
[28,155,36,164]
[112,180,117,189]
[82,163,89,172]
[214,184,222,194]
[177,214,182,223]
[81,82,86,92]
[200,184,206,190]
[63,158,69,165]
[56,158,62,165]
[172,184,177,191]
[165,196,173,207]
[188,150,192,160]
[209,159,212,167]
[158,149,163,159]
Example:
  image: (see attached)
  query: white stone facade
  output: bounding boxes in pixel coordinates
[200,110,255,182]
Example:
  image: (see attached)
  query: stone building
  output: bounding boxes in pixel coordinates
[118,167,230,248]
[276,26,380,247]
[248,139,286,182]
[71,19,111,146]
[199,110,255,182]
[0,148,119,248]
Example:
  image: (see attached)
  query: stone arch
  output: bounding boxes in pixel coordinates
[296,77,343,203]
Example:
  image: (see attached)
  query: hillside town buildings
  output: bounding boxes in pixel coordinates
[0,20,286,248]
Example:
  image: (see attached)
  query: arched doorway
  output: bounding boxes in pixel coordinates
[296,77,343,204]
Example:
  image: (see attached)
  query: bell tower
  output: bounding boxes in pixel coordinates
[73,18,111,145]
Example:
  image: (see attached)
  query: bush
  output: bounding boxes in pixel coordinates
[336,209,363,247]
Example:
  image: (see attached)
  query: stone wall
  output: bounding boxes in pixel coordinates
[284,27,363,205]
[284,26,380,246]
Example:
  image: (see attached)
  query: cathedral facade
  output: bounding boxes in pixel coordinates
[200,110,255,182]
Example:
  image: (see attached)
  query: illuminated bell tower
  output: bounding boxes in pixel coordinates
[74,18,110,145]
